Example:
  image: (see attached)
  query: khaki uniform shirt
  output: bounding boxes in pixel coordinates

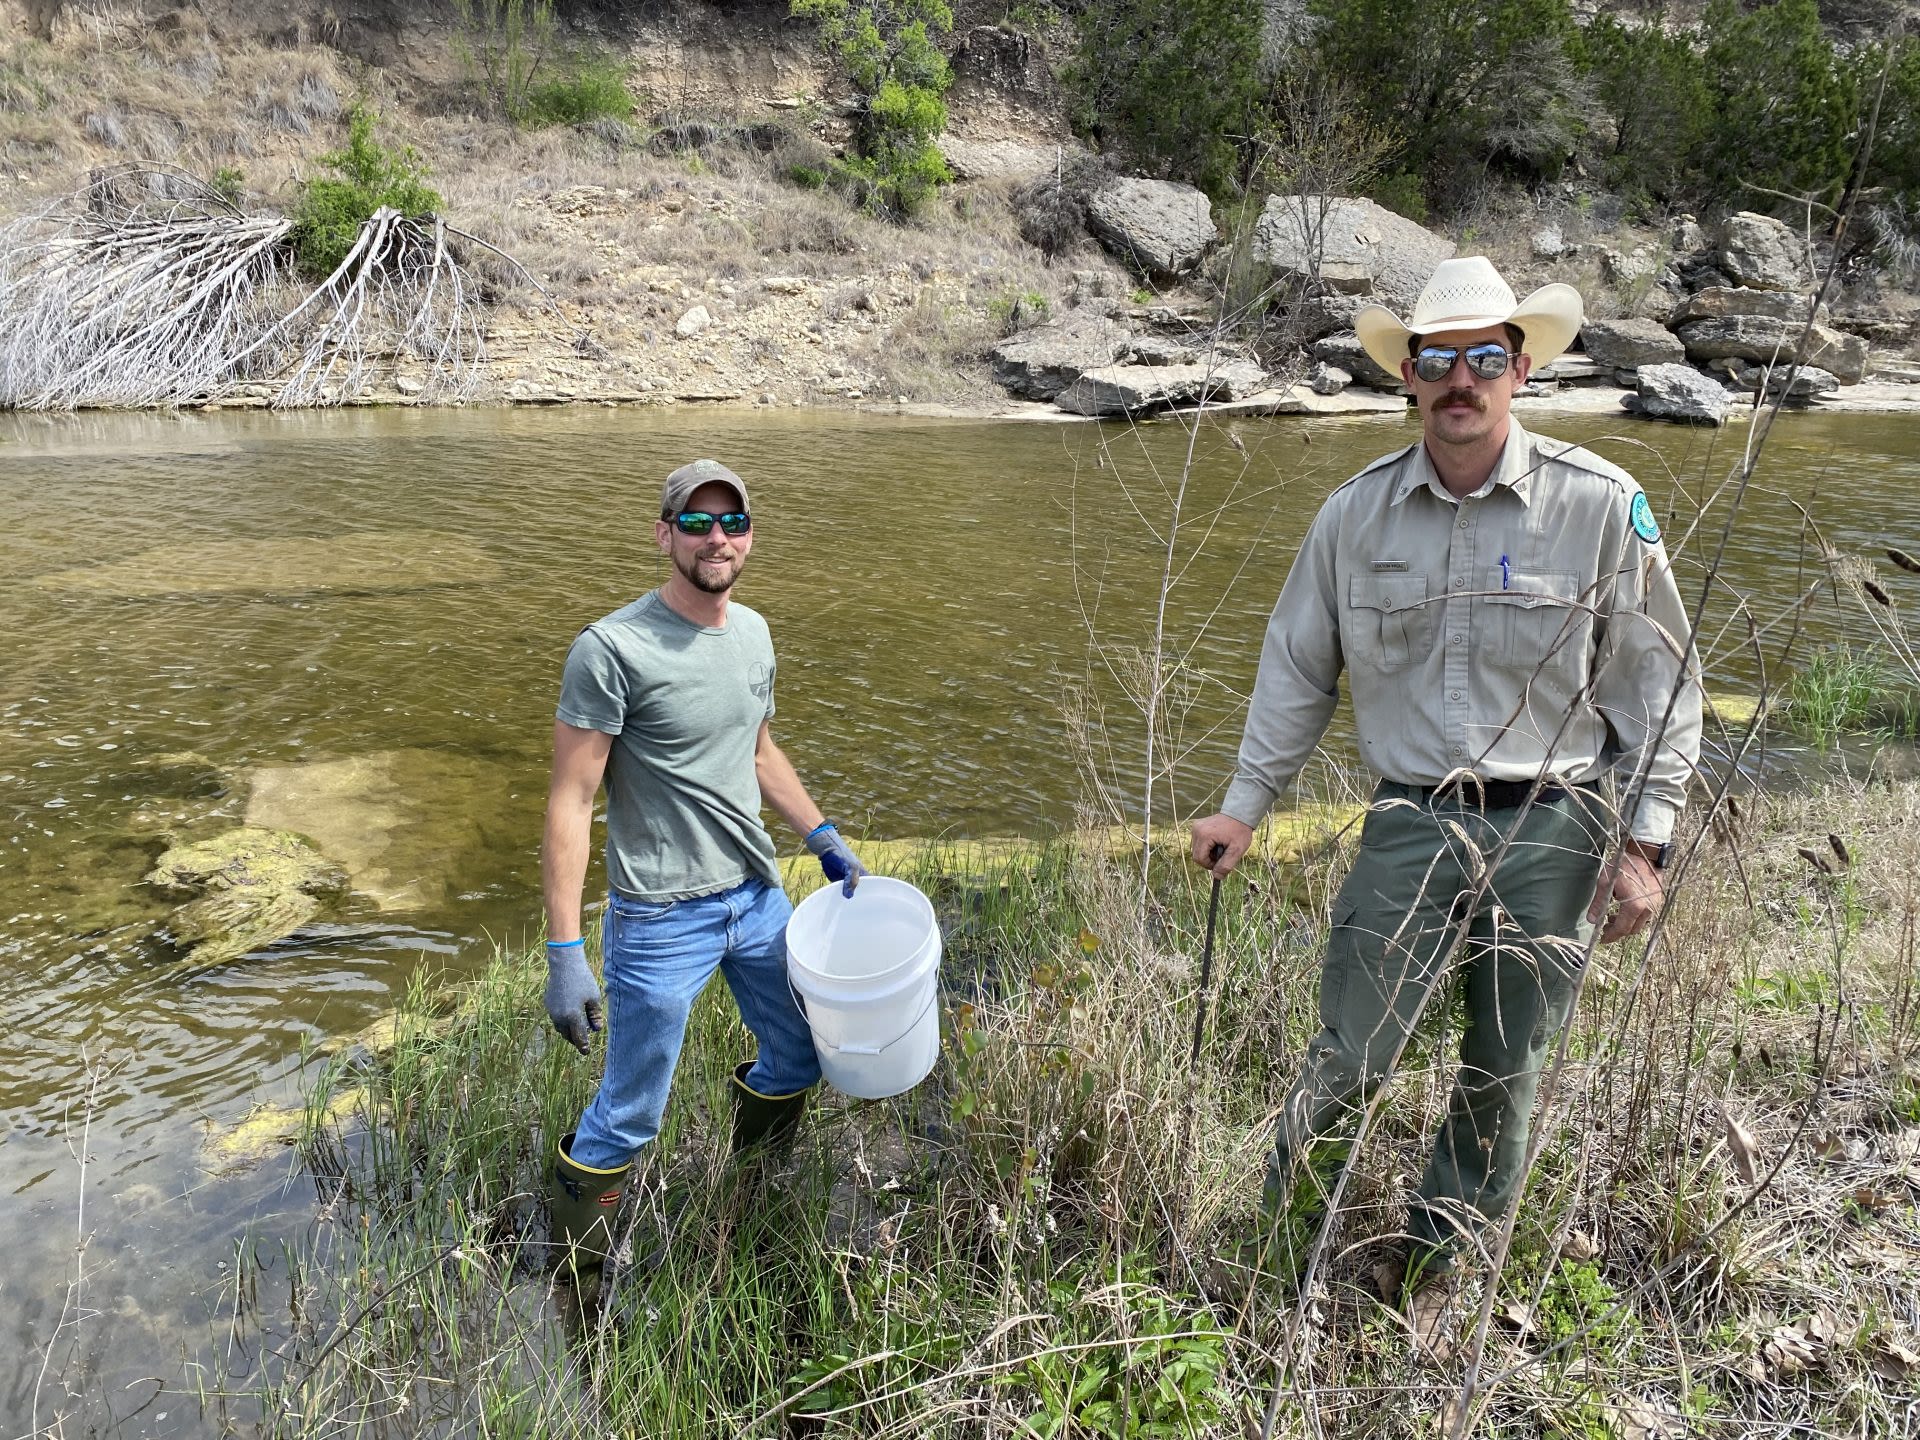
[1223,421,1702,843]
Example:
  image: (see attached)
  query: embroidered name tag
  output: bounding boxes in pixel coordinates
[1370,559,1410,572]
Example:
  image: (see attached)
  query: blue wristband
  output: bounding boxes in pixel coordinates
[806,821,837,839]
[546,938,586,951]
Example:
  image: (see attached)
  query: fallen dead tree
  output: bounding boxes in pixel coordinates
[0,166,522,410]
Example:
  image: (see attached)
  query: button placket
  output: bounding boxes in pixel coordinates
[1445,499,1475,758]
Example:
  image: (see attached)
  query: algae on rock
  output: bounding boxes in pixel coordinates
[146,826,349,965]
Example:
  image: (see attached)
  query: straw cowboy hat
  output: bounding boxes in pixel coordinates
[1354,256,1584,378]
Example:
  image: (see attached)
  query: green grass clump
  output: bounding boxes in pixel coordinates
[288,106,441,279]
[518,57,635,128]
[1782,644,1920,749]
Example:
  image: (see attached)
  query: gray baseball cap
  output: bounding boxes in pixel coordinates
[661,459,750,518]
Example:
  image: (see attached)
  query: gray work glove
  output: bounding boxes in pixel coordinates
[805,822,867,897]
[544,940,603,1055]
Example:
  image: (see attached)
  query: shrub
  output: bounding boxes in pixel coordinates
[289,107,442,279]
[790,0,955,219]
[1572,15,1714,202]
[1064,0,1262,198]
[1011,152,1109,260]
[209,165,245,208]
[452,0,555,119]
[1698,0,1858,208]
[518,56,636,128]
[1309,0,1581,210]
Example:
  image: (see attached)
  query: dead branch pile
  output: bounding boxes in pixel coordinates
[0,169,490,410]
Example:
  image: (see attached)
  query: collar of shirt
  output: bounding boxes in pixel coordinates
[1390,420,1537,509]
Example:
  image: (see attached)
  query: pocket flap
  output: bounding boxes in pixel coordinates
[1484,568,1578,610]
[1349,574,1428,614]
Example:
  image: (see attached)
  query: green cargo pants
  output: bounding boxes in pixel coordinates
[1267,780,1607,1260]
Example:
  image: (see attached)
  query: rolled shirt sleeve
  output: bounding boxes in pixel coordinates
[1591,497,1703,845]
[1222,507,1344,827]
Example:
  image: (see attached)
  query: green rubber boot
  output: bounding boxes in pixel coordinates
[549,1132,630,1274]
[729,1061,810,1155]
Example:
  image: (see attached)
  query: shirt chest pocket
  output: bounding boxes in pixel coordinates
[1482,568,1587,673]
[1345,574,1433,673]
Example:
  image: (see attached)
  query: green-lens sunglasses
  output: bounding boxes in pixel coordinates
[673,511,751,536]
[1413,343,1516,383]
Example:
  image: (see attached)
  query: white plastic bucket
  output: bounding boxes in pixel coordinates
[785,876,942,1099]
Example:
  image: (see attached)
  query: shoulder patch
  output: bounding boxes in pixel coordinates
[1630,491,1661,544]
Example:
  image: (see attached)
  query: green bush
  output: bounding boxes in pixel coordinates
[1309,0,1580,209]
[518,56,635,128]
[452,0,555,120]
[1571,15,1714,201]
[289,107,441,279]
[791,0,954,218]
[1698,0,1858,207]
[1065,0,1263,199]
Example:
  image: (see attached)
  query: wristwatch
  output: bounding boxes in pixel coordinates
[1628,838,1674,870]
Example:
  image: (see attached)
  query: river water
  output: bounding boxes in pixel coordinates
[2,401,1915,1431]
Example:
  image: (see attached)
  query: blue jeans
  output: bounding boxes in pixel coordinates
[567,878,821,1171]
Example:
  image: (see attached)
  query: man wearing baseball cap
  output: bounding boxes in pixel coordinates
[1191,257,1701,1306]
[540,458,867,1278]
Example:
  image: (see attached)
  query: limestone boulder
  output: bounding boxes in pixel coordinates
[990,306,1136,400]
[1311,331,1401,390]
[1055,359,1266,417]
[1580,319,1685,370]
[1718,359,1840,401]
[1086,177,1218,279]
[1674,315,1868,384]
[1670,286,1823,325]
[1308,362,1351,395]
[1290,290,1367,341]
[1253,196,1455,309]
[1629,363,1729,425]
[1716,211,1811,291]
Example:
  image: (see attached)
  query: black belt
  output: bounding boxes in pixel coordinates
[1415,777,1583,808]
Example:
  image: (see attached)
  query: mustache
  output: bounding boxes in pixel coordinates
[1434,388,1486,411]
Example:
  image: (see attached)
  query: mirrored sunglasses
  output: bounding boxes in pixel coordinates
[672,511,751,536]
[1413,343,1516,384]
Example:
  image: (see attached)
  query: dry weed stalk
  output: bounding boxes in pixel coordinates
[0,168,501,410]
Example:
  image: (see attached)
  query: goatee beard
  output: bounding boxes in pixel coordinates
[677,552,740,594]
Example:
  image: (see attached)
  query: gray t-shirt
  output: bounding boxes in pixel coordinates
[556,591,782,901]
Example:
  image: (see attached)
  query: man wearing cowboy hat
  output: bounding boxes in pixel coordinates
[1191,256,1701,1297]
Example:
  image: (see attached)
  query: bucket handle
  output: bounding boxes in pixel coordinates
[790,979,940,1057]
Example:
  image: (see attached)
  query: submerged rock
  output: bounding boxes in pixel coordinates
[244,748,511,912]
[34,530,500,600]
[147,827,348,965]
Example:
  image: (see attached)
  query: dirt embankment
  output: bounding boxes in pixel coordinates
[2,0,1917,417]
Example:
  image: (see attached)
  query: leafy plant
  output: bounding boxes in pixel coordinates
[1064,0,1263,198]
[289,107,442,278]
[452,0,556,120]
[519,56,635,128]
[790,0,955,218]
[1008,1266,1229,1439]
[209,165,245,208]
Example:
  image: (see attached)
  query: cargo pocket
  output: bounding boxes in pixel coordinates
[1346,574,1433,673]
[1483,569,1584,679]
